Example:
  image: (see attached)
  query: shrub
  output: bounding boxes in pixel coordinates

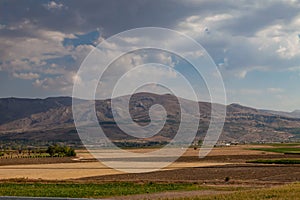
[225,176,230,182]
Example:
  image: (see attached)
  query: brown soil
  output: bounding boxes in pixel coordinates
[78,164,300,185]
[0,157,77,166]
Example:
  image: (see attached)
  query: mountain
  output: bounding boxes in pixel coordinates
[261,109,300,119]
[291,110,300,118]
[0,93,299,144]
[0,97,72,125]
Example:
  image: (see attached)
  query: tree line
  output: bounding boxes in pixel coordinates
[46,144,76,157]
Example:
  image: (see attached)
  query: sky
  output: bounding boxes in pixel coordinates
[0,0,300,111]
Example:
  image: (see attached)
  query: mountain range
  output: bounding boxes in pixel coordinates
[0,93,299,144]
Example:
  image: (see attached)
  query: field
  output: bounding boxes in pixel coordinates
[0,182,242,198]
[0,144,299,199]
[180,183,300,200]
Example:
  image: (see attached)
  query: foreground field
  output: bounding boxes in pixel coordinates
[182,183,300,200]
[0,144,299,180]
[0,182,240,198]
[0,181,298,199]
[0,144,299,199]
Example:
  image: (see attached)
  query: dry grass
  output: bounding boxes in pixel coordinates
[0,162,121,180]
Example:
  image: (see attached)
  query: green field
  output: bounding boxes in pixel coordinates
[0,181,299,199]
[269,143,300,147]
[181,183,300,200]
[0,182,238,198]
[250,147,300,154]
[246,159,300,164]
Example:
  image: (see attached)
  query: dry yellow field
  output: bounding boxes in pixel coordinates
[0,162,121,180]
[0,161,230,180]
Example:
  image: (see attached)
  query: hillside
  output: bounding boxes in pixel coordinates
[0,93,299,144]
[0,97,72,125]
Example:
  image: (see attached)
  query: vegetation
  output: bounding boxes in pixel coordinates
[0,140,83,150]
[46,144,76,157]
[246,159,300,164]
[269,142,300,147]
[250,147,300,154]
[1,181,299,199]
[113,141,169,148]
[224,176,230,182]
[0,182,235,198]
[0,144,76,158]
[180,183,300,200]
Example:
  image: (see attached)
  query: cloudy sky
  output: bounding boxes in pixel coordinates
[0,0,300,111]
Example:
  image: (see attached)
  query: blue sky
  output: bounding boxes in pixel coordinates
[0,0,299,111]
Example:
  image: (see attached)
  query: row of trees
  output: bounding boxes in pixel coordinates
[0,144,76,158]
[46,144,76,157]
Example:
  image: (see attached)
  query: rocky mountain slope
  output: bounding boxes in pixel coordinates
[261,109,300,119]
[0,93,299,143]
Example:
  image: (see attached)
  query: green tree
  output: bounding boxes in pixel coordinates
[46,144,76,157]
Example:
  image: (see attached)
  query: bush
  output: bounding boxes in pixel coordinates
[225,176,230,182]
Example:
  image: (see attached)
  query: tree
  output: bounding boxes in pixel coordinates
[46,144,76,157]
[46,145,56,157]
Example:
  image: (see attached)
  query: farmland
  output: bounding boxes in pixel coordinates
[0,182,242,198]
[0,143,299,199]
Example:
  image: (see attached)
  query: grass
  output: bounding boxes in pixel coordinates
[268,143,300,147]
[246,159,300,164]
[250,147,300,154]
[0,182,236,198]
[0,181,298,199]
[179,183,300,200]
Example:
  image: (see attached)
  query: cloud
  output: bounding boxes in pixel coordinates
[63,30,100,47]
[33,71,76,91]
[12,72,40,80]
[0,18,101,94]
[3,0,299,82]
[176,1,300,79]
[44,1,66,11]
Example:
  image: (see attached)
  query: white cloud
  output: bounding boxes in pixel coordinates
[175,3,300,81]
[0,20,98,94]
[33,72,75,92]
[12,72,40,80]
[44,1,65,10]
[177,13,234,38]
